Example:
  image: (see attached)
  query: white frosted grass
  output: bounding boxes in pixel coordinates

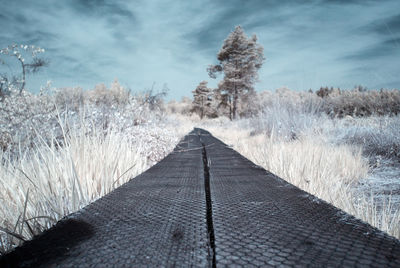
[0,84,194,253]
[203,115,400,239]
[325,115,400,160]
[2,86,399,252]
[345,191,400,238]
[191,89,400,239]
[0,117,186,253]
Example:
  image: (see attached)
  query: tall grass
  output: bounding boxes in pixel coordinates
[0,83,191,254]
[0,117,188,253]
[205,123,399,238]
[255,87,400,118]
[325,116,400,162]
[1,85,399,253]
[198,95,400,239]
[321,88,400,117]
[169,87,400,238]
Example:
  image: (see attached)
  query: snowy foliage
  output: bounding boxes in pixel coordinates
[327,116,400,162]
[320,88,400,117]
[1,82,400,252]
[167,97,192,116]
[195,92,400,238]
[248,87,324,140]
[0,44,47,95]
[0,80,191,253]
[208,26,264,119]
[191,81,213,119]
[0,80,170,157]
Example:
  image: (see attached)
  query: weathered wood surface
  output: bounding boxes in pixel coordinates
[1,128,399,267]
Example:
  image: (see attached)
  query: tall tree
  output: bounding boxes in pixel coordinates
[208,26,264,120]
[192,81,212,119]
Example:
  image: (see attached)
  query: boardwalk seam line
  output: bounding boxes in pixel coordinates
[201,140,217,268]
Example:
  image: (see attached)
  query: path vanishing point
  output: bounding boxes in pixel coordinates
[1,128,400,267]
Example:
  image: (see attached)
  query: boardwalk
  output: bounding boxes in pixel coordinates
[1,128,399,267]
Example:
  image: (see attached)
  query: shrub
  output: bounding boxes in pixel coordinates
[0,81,167,157]
[321,88,400,117]
[167,97,192,116]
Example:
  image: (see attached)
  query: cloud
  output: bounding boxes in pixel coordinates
[384,37,400,46]
[319,0,375,4]
[183,0,312,54]
[0,0,399,96]
[340,10,400,61]
[70,0,136,19]
[344,45,397,61]
[368,14,400,35]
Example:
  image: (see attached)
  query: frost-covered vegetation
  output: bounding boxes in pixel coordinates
[0,44,47,96]
[191,87,400,239]
[0,81,191,254]
[1,80,399,254]
[191,26,264,120]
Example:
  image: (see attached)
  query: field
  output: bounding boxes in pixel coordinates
[0,82,399,254]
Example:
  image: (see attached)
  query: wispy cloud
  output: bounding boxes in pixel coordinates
[0,0,399,98]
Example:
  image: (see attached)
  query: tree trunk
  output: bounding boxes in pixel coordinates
[232,85,238,120]
[232,60,239,120]
[200,97,204,119]
[19,59,26,95]
[229,95,233,120]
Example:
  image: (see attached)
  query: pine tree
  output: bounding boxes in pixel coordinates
[192,81,212,119]
[208,26,264,120]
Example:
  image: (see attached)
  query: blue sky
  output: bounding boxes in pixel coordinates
[1,0,399,99]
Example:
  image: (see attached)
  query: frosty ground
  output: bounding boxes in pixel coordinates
[0,82,399,254]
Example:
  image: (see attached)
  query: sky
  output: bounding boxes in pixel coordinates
[0,0,399,100]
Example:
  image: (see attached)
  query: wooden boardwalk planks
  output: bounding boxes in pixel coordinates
[1,128,399,267]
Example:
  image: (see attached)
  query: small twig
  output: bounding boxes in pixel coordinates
[17,169,38,189]
[24,215,57,223]
[25,220,35,237]
[0,226,27,242]
[112,162,137,188]
[19,189,30,237]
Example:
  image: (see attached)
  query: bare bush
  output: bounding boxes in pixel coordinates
[249,87,324,140]
[54,87,84,111]
[326,116,400,162]
[0,44,47,94]
[136,83,168,112]
[0,81,166,157]
[167,97,192,116]
[85,79,130,106]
